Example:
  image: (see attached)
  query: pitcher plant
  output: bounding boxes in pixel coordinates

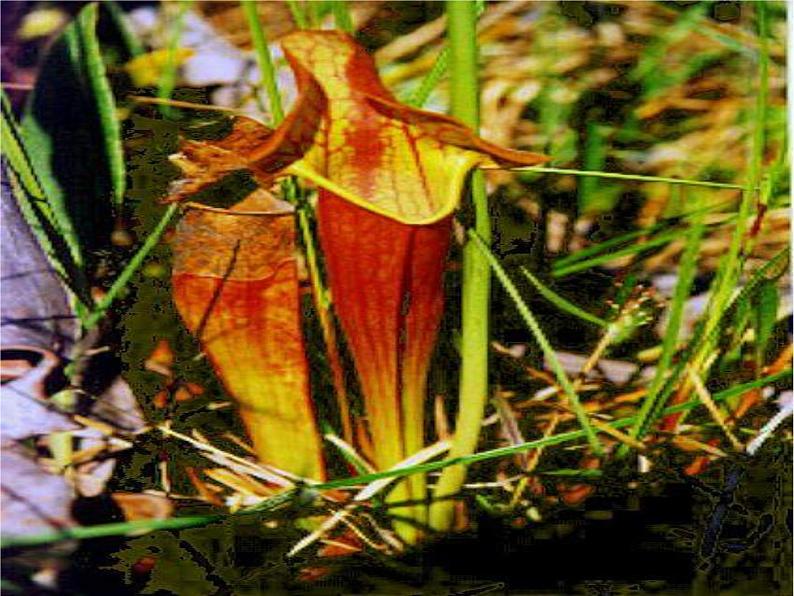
[167,30,548,541]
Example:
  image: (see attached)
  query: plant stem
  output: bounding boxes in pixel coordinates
[617,189,705,457]
[429,0,489,533]
[286,0,309,29]
[83,204,179,330]
[511,166,746,190]
[469,230,603,455]
[656,3,769,433]
[242,0,284,124]
[157,0,192,119]
[331,0,354,33]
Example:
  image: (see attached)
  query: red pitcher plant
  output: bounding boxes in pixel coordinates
[168,30,547,542]
[171,190,325,481]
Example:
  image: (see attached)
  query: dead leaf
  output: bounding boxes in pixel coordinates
[111,492,174,521]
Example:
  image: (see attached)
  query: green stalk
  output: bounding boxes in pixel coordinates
[617,189,705,457]
[286,1,309,29]
[659,2,768,431]
[429,0,489,533]
[469,230,602,454]
[83,204,179,330]
[157,0,192,119]
[330,0,354,33]
[242,0,284,124]
[513,166,746,191]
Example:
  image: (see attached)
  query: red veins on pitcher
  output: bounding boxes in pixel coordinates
[171,192,325,481]
[167,31,547,508]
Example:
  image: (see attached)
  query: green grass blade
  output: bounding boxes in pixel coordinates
[513,166,746,191]
[520,268,608,327]
[0,514,224,549]
[554,199,733,271]
[552,227,687,277]
[671,28,768,413]
[83,204,179,330]
[639,246,790,438]
[76,3,126,207]
[469,230,603,455]
[322,368,789,487]
[101,0,144,57]
[406,47,449,107]
[286,1,309,29]
[554,226,663,269]
[330,0,353,33]
[618,190,705,454]
[752,2,769,182]
[242,0,285,125]
[157,0,192,118]
[686,2,769,371]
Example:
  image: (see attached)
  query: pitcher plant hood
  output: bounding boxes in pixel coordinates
[167,30,549,225]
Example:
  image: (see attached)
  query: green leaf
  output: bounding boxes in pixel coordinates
[619,192,705,452]
[2,91,90,305]
[101,0,145,58]
[754,280,779,366]
[83,204,179,330]
[76,3,126,206]
[21,2,124,255]
[578,122,621,215]
[521,267,608,327]
[468,230,603,456]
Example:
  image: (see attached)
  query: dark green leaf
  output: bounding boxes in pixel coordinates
[21,2,124,257]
